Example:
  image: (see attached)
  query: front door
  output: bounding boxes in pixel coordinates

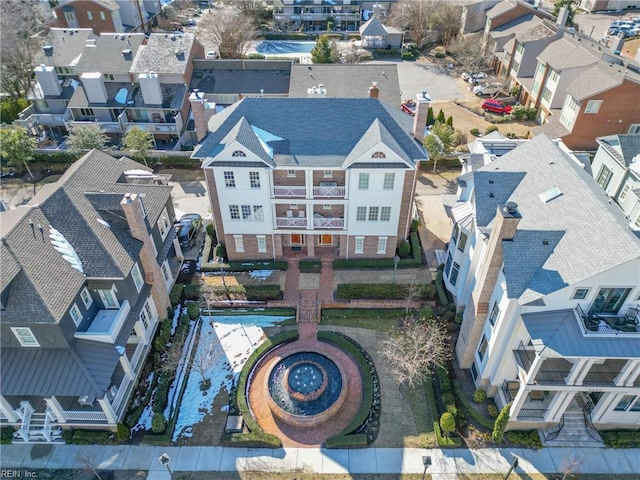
[319,234,333,245]
[291,234,304,245]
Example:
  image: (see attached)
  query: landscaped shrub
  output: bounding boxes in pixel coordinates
[245,284,282,301]
[506,132,518,139]
[215,243,227,261]
[435,51,446,58]
[453,380,495,430]
[420,305,433,320]
[442,392,456,409]
[435,266,449,306]
[206,223,215,238]
[336,283,435,300]
[374,48,399,56]
[325,433,368,448]
[398,239,410,257]
[116,422,130,442]
[151,413,166,434]
[601,430,640,448]
[509,105,537,121]
[436,109,446,124]
[492,402,511,443]
[410,218,420,233]
[446,116,454,128]
[183,284,200,300]
[473,388,487,403]
[401,51,415,60]
[470,128,481,137]
[440,412,456,437]
[245,53,265,59]
[299,260,321,272]
[434,421,461,447]
[485,125,499,135]
[487,403,499,418]
[199,378,211,392]
[153,376,171,413]
[169,284,184,307]
[427,107,435,126]
[0,428,15,444]
[187,302,200,320]
[154,318,172,353]
[71,430,112,445]
[506,430,542,448]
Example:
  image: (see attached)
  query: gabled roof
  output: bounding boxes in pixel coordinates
[487,0,518,19]
[474,135,640,303]
[75,33,146,75]
[194,98,427,168]
[343,119,413,169]
[32,28,96,67]
[213,116,275,167]
[566,62,625,101]
[596,134,640,168]
[131,33,196,75]
[56,0,118,10]
[359,16,389,36]
[537,37,598,70]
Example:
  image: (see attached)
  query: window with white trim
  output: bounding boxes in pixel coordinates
[70,303,83,326]
[131,264,144,292]
[354,236,364,254]
[257,235,267,252]
[615,395,636,411]
[380,206,391,221]
[224,171,235,188]
[99,286,119,309]
[368,206,379,221]
[356,206,366,221]
[11,327,39,347]
[80,287,93,308]
[323,204,331,210]
[488,302,500,326]
[157,207,171,240]
[234,235,244,252]
[358,173,369,190]
[253,205,264,221]
[572,288,590,300]
[324,170,332,178]
[449,261,460,286]
[103,73,114,81]
[140,302,152,330]
[619,183,631,202]
[452,223,459,245]
[372,151,386,158]
[64,11,75,21]
[232,150,246,157]
[229,205,240,220]
[458,232,468,252]
[287,170,296,177]
[477,335,488,361]
[249,171,260,188]
[634,214,640,228]
[548,68,559,82]
[377,237,387,254]
[383,173,395,190]
[629,124,640,134]
[161,260,172,284]
[241,205,252,220]
[596,165,612,189]
[585,100,602,114]
[541,86,552,102]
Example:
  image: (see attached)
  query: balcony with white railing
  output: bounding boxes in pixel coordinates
[274,185,306,198]
[122,121,178,133]
[313,216,344,229]
[66,120,123,133]
[313,183,345,198]
[74,300,131,344]
[276,216,307,228]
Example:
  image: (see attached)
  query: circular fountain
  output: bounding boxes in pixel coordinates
[265,351,348,427]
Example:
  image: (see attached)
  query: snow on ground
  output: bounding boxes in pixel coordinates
[247,269,274,280]
[164,319,199,420]
[172,314,293,441]
[131,372,155,433]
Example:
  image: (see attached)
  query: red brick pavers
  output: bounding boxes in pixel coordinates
[318,258,334,303]
[283,258,300,303]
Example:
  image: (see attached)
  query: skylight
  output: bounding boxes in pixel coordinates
[538,186,563,204]
[49,227,84,273]
[251,125,284,159]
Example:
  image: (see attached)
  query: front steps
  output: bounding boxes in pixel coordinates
[542,411,604,448]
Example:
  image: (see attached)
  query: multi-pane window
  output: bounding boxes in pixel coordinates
[161,260,172,284]
[253,205,264,221]
[79,108,94,117]
[380,207,391,221]
[224,171,235,188]
[287,170,296,177]
[324,170,333,178]
[377,237,387,254]
[257,235,267,253]
[358,173,369,190]
[70,303,83,326]
[234,235,244,252]
[477,335,488,361]
[444,252,452,276]
[140,299,155,330]
[383,173,395,190]
[567,96,579,112]
[619,183,631,202]
[592,287,632,314]
[615,395,636,411]
[452,224,459,245]
[458,232,468,252]
[596,165,612,188]
[354,237,364,254]
[131,263,144,292]
[488,302,500,326]
[372,151,386,158]
[11,327,39,347]
[572,288,590,300]
[99,287,119,309]
[548,69,559,82]
[229,205,240,220]
[585,100,602,114]
[635,214,640,228]
[80,287,93,308]
[450,261,460,286]
[103,73,114,81]
[241,205,252,220]
[232,150,246,157]
[368,206,379,221]
[249,171,260,188]
[64,11,75,21]
[541,87,552,102]
[157,207,171,240]
[356,206,367,221]
[515,41,524,54]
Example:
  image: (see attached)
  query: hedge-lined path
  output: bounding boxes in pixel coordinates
[283,258,300,303]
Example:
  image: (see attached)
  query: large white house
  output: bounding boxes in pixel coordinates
[192,96,428,261]
[444,134,640,443]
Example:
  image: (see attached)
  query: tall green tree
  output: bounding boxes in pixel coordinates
[423,121,454,172]
[66,124,108,154]
[0,126,37,177]
[436,109,446,124]
[311,35,337,64]
[123,127,154,166]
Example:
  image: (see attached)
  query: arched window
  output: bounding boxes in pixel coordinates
[372,151,386,158]
[232,150,246,157]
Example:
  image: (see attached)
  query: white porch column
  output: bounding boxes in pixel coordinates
[619,360,640,387]
[544,391,573,423]
[524,354,545,384]
[0,396,18,423]
[97,398,118,424]
[305,170,313,199]
[509,383,528,419]
[592,392,619,423]
[305,204,312,229]
[119,354,136,381]
[572,359,596,386]
[45,396,67,423]
[134,319,150,345]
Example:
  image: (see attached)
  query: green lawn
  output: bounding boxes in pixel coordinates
[321,308,408,333]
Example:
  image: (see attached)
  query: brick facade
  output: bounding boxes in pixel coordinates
[204,169,226,245]
[346,234,399,258]
[396,168,419,244]
[312,170,345,185]
[273,170,305,187]
[54,1,119,34]
[223,233,273,260]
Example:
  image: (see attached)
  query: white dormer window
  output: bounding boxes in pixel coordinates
[80,287,93,308]
[232,150,246,157]
[12,327,39,347]
[372,151,386,159]
[157,207,171,240]
[70,303,83,326]
[99,286,119,309]
[131,263,144,292]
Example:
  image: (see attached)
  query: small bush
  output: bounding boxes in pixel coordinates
[410,218,420,233]
[187,302,200,320]
[169,284,184,307]
[215,243,227,261]
[506,132,518,139]
[492,402,511,443]
[473,388,487,403]
[183,284,200,300]
[446,116,453,128]
[116,422,130,442]
[434,421,461,447]
[435,51,446,58]
[0,428,15,444]
[452,130,467,147]
[426,107,435,126]
[485,125,499,135]
[401,51,415,60]
[245,53,265,59]
[470,128,481,137]
[200,378,211,391]
[206,223,215,238]
[398,240,410,257]
[71,430,112,445]
[420,305,433,320]
[374,48,399,56]
[440,412,456,436]
[442,392,455,408]
[601,430,640,448]
[151,413,166,434]
[507,430,542,448]
[487,403,499,418]
[436,109,446,124]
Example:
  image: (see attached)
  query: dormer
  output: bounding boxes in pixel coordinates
[342,119,414,170]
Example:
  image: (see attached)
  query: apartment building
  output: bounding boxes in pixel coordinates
[580,0,640,12]
[53,0,161,34]
[0,150,181,441]
[443,134,640,440]
[591,133,640,225]
[192,96,428,261]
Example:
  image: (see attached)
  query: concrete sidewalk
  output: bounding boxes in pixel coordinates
[1,444,638,478]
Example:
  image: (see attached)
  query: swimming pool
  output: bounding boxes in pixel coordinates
[255,40,316,55]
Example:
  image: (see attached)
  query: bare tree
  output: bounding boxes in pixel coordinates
[430,2,463,46]
[159,333,186,376]
[197,9,258,58]
[0,0,46,97]
[76,448,104,480]
[559,455,583,480]
[222,0,269,25]
[192,331,221,386]
[379,316,450,388]
[388,0,439,47]
[448,33,490,74]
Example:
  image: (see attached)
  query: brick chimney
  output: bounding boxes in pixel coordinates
[120,193,171,316]
[189,90,216,143]
[412,90,431,141]
[456,202,521,368]
[368,81,379,98]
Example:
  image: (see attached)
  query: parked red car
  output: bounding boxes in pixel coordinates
[482,100,512,115]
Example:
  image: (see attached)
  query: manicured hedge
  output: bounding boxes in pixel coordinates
[325,433,368,448]
[69,429,113,445]
[201,260,288,272]
[245,284,283,301]
[221,431,282,448]
[261,33,314,40]
[170,284,184,307]
[602,430,640,448]
[0,428,15,444]
[183,284,200,301]
[233,330,299,448]
[434,421,461,447]
[336,283,435,300]
[506,430,542,449]
[453,379,495,430]
[435,266,449,306]
[333,232,422,269]
[299,260,322,273]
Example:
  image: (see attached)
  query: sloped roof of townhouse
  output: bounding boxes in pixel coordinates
[536,37,599,70]
[486,0,519,19]
[75,33,146,75]
[130,33,197,75]
[32,28,96,67]
[596,134,640,168]
[289,64,402,106]
[0,150,171,325]
[56,0,119,10]
[359,16,389,36]
[565,62,627,101]
[489,14,542,45]
[193,98,428,168]
[474,135,640,303]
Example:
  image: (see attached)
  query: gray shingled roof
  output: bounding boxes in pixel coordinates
[131,33,196,75]
[474,135,640,303]
[75,33,146,75]
[33,28,96,67]
[359,16,389,36]
[487,0,518,19]
[289,64,401,106]
[194,98,427,168]
[537,37,598,70]
[597,134,640,168]
[345,119,413,168]
[566,62,625,101]
[523,309,639,358]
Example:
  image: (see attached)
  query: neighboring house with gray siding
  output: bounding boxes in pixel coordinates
[0,150,181,441]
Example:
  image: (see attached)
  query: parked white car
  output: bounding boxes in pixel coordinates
[467,72,488,84]
[473,82,502,96]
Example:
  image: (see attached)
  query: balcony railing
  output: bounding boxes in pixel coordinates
[273,186,306,197]
[276,217,307,228]
[65,410,109,422]
[313,217,344,229]
[67,120,122,133]
[313,185,345,198]
[122,122,177,133]
[516,408,547,420]
[575,304,640,335]
[581,371,619,385]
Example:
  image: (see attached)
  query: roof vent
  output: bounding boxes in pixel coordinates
[122,49,132,59]
[43,45,53,55]
[542,239,549,245]
[505,201,518,214]
[538,186,562,203]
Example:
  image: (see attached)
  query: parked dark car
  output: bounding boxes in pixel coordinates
[176,214,202,248]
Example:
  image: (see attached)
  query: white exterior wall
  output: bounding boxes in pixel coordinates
[547,65,591,110]
[457,233,487,308]
[443,222,474,301]
[591,148,627,197]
